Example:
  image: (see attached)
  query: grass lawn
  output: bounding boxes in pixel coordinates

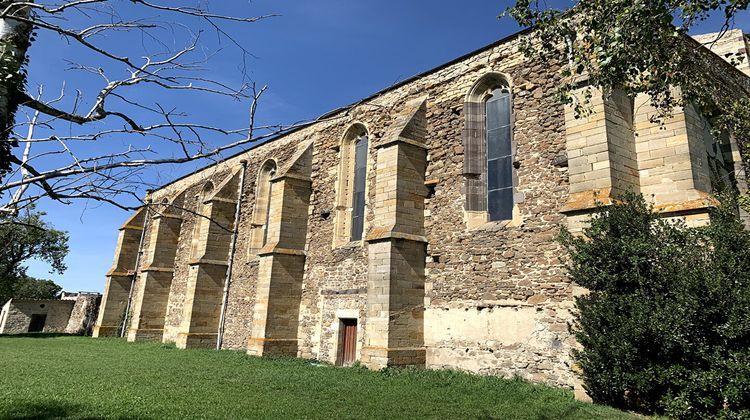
[0,335,636,419]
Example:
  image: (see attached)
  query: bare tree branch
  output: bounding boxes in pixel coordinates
[0,1,348,218]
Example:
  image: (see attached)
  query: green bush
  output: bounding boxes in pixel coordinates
[560,192,750,418]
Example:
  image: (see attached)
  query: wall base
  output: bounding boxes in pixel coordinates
[175,332,217,349]
[361,346,426,369]
[92,325,121,338]
[246,337,298,357]
[127,328,164,342]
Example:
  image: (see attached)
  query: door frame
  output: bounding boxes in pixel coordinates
[336,317,359,366]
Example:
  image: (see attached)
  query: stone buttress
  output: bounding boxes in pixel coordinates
[247,141,313,356]
[176,169,243,349]
[127,194,185,342]
[361,97,429,368]
[559,87,743,230]
[93,208,146,337]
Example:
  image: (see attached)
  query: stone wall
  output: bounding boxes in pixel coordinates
[64,294,102,335]
[693,30,750,76]
[96,28,750,392]
[0,299,75,334]
[105,33,582,387]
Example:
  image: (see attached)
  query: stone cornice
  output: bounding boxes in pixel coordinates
[205,196,237,205]
[257,246,306,257]
[560,188,613,214]
[376,136,429,150]
[560,188,718,215]
[271,172,312,183]
[150,213,182,221]
[187,258,229,267]
[105,270,134,277]
[366,227,427,244]
[654,194,719,215]
[141,266,175,273]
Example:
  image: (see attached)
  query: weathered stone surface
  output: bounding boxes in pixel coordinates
[96,28,750,394]
[63,293,101,335]
[1,299,73,334]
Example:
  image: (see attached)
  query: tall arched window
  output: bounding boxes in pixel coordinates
[249,160,277,256]
[485,87,513,221]
[350,133,368,241]
[334,124,369,245]
[463,74,516,225]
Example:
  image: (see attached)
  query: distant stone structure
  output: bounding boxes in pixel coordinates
[0,292,101,335]
[94,27,749,394]
[61,292,102,335]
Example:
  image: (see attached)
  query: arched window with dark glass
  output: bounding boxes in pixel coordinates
[334,124,369,246]
[350,133,368,241]
[260,162,277,246]
[485,87,513,221]
[463,74,516,226]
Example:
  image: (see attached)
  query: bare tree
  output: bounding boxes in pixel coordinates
[0,1,309,215]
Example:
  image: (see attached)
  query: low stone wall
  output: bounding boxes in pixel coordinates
[0,299,75,334]
[64,295,102,335]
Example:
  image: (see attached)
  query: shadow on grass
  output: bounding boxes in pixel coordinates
[4,400,89,419]
[0,333,75,339]
[3,400,154,420]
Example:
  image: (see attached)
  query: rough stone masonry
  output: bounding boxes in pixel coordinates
[94,28,750,394]
[1,292,101,335]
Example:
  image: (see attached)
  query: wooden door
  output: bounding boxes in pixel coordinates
[340,319,357,366]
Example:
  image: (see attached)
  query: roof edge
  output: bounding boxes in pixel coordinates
[149,26,533,194]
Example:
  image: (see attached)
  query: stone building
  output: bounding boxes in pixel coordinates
[60,292,102,335]
[1,292,101,335]
[94,28,749,390]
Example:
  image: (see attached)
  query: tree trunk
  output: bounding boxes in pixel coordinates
[0,0,32,177]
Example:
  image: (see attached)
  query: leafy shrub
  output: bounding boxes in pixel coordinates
[560,192,750,418]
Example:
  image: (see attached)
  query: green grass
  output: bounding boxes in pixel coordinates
[0,335,636,419]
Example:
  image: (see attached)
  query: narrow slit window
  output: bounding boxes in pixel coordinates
[190,182,213,259]
[350,134,368,241]
[262,165,276,246]
[249,160,276,255]
[486,88,513,221]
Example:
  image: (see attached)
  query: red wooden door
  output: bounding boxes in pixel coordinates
[340,319,357,366]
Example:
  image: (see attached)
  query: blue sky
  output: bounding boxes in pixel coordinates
[19,1,750,293]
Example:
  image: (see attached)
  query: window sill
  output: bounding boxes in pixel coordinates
[464,207,523,231]
[473,219,521,232]
[332,240,365,250]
